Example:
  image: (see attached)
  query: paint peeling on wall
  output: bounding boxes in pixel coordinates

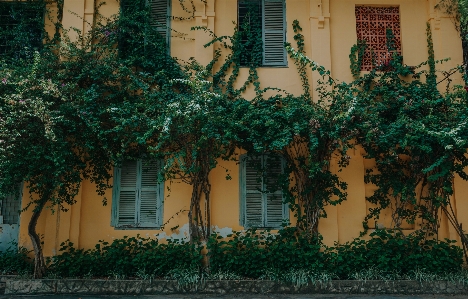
[212,226,233,238]
[156,223,190,241]
[155,224,234,241]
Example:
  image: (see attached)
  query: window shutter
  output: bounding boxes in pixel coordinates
[262,0,286,66]
[264,155,284,227]
[238,0,262,66]
[111,167,121,226]
[117,160,138,226]
[150,0,170,46]
[266,193,283,227]
[241,154,287,228]
[138,160,161,227]
[0,2,44,58]
[121,0,146,14]
[242,156,263,227]
[119,0,146,58]
[0,183,22,225]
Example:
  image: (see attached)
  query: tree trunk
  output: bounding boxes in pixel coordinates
[28,200,47,278]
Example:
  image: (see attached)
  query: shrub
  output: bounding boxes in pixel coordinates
[207,228,325,278]
[327,229,463,278]
[0,245,33,275]
[49,235,203,278]
[43,230,464,279]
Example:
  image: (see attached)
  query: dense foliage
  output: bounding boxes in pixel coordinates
[342,23,468,259]
[49,236,202,279]
[437,0,468,76]
[2,231,462,280]
[208,229,463,280]
[0,246,33,275]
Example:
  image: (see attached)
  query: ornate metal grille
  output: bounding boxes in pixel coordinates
[355,6,401,71]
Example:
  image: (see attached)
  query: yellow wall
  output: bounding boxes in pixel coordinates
[17,0,467,254]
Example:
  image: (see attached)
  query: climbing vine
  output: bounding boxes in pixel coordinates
[435,0,468,79]
[346,21,468,260]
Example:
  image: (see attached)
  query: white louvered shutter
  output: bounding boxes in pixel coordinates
[150,0,170,46]
[262,0,286,66]
[264,155,284,227]
[118,160,138,226]
[243,156,263,227]
[139,160,161,227]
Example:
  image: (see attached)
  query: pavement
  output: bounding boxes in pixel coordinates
[0,295,467,299]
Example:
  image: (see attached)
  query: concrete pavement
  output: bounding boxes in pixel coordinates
[0,295,467,299]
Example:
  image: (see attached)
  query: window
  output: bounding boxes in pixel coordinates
[120,0,171,55]
[0,183,22,225]
[355,6,401,71]
[239,154,288,228]
[111,160,164,228]
[238,0,287,67]
[149,0,171,47]
[0,1,44,58]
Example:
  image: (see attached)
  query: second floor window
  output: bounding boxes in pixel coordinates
[355,6,401,71]
[238,0,287,67]
[120,0,171,56]
[0,1,44,58]
[149,0,171,48]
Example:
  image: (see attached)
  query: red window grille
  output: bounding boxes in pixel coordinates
[355,6,401,71]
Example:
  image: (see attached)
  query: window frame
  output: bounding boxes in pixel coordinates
[237,0,287,67]
[0,182,23,225]
[354,5,402,71]
[149,0,171,53]
[239,154,289,229]
[119,0,171,55]
[111,159,164,229]
[0,1,45,58]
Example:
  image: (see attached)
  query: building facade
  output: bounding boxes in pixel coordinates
[0,0,466,256]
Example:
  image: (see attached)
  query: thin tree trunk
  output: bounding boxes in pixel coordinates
[188,181,198,242]
[28,199,47,278]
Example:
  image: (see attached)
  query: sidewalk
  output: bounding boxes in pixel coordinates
[1,295,468,299]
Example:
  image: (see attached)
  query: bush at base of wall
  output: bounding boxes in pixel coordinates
[0,245,32,275]
[0,229,463,280]
[208,228,463,280]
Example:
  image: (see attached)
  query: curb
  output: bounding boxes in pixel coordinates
[3,279,468,295]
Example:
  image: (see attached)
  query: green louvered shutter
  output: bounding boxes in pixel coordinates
[243,156,263,227]
[117,160,139,226]
[0,183,22,225]
[262,0,286,66]
[0,2,44,58]
[263,155,285,227]
[150,0,171,48]
[112,160,163,228]
[241,154,287,228]
[139,160,162,227]
[119,0,145,58]
[238,0,262,66]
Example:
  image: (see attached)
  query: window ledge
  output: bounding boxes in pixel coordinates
[113,226,162,230]
[239,65,289,69]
